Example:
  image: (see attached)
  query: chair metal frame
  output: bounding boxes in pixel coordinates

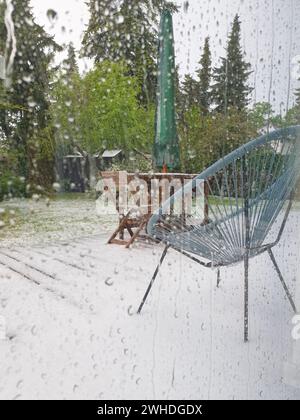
[137,127,300,342]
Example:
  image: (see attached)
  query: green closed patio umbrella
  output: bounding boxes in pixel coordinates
[153,9,180,172]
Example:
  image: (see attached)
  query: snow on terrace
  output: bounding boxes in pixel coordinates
[0,196,300,399]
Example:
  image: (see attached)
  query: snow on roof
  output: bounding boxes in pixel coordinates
[102,150,122,158]
[64,154,84,158]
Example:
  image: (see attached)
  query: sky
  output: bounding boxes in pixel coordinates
[29,0,300,114]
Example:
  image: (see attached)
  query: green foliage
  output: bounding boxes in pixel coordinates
[179,107,257,174]
[81,62,153,152]
[295,84,300,107]
[82,0,177,104]
[51,71,84,157]
[175,16,254,175]
[51,61,155,156]
[292,80,300,124]
[0,0,61,185]
[111,154,152,172]
[176,20,257,175]
[272,106,300,128]
[27,125,56,190]
[196,37,212,114]
[212,15,252,113]
[177,38,212,117]
[0,2,296,188]
[0,1,5,54]
[62,43,79,76]
[296,94,300,108]
[248,102,274,132]
[242,88,299,136]
[181,74,199,111]
[0,171,26,201]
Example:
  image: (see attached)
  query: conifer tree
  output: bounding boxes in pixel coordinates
[62,43,79,76]
[295,86,300,107]
[212,14,252,113]
[0,0,60,183]
[181,74,199,111]
[196,37,212,114]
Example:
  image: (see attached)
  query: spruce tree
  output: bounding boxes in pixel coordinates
[196,37,212,114]
[0,2,5,54]
[0,0,60,183]
[82,0,177,104]
[174,64,185,119]
[296,86,300,107]
[62,43,79,76]
[212,15,252,113]
[181,74,199,111]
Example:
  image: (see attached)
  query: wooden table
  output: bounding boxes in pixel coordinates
[102,171,206,247]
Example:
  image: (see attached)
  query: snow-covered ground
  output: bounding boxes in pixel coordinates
[0,196,300,400]
[0,194,118,248]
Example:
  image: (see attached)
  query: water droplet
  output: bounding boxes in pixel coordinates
[127,305,134,316]
[16,380,23,389]
[116,15,124,24]
[31,325,37,336]
[47,9,58,23]
[105,277,114,286]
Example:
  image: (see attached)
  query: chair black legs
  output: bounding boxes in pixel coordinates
[243,247,297,343]
[217,268,221,288]
[244,250,249,343]
[268,248,297,314]
[137,245,169,314]
[137,245,297,344]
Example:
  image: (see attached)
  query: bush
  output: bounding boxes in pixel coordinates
[179,107,257,174]
[0,172,26,201]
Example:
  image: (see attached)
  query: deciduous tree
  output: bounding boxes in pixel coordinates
[82,0,177,105]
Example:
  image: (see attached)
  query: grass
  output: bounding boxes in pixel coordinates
[0,193,95,235]
[1,191,299,247]
[0,206,22,234]
[50,192,96,201]
[0,193,117,247]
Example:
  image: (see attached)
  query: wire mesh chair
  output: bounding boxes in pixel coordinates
[138,126,300,342]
